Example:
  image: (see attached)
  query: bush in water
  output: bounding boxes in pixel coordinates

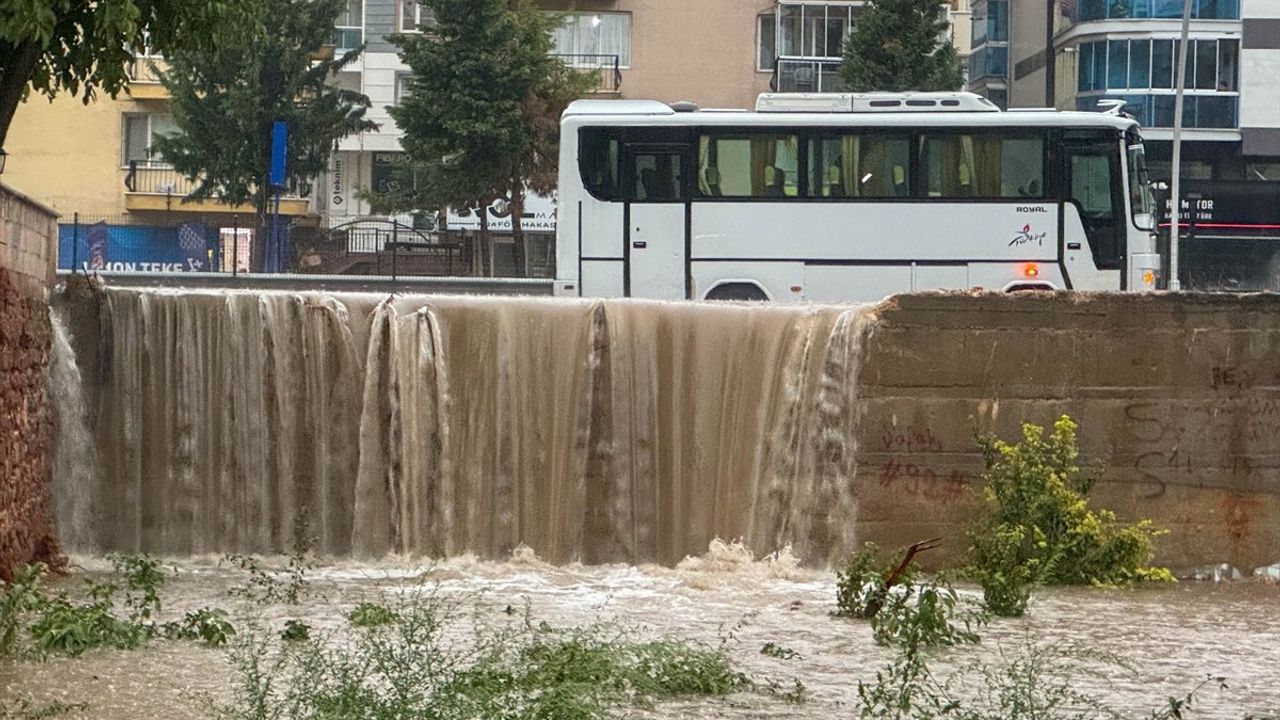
[212,590,754,720]
[967,415,1173,617]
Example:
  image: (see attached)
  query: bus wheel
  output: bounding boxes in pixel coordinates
[1005,283,1055,293]
[705,283,769,302]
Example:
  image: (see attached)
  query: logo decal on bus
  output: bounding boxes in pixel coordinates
[1016,206,1048,213]
[1010,224,1048,247]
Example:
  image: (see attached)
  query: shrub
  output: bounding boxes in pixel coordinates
[163,608,236,647]
[835,543,913,619]
[967,416,1172,616]
[213,593,756,720]
[280,619,311,642]
[348,602,397,628]
[871,581,985,653]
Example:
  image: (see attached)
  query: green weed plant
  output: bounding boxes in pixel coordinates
[212,591,755,720]
[967,416,1173,617]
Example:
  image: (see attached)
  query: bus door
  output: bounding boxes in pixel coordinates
[624,143,688,299]
[1061,132,1126,287]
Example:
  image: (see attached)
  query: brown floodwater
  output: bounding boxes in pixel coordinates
[3,547,1277,719]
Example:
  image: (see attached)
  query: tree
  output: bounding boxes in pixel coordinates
[383,0,594,276]
[0,1,246,149]
[839,0,965,93]
[153,0,376,272]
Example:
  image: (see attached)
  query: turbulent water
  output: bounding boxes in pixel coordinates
[1,551,1277,719]
[75,289,875,565]
[49,311,98,552]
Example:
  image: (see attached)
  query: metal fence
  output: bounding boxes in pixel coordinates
[57,213,555,280]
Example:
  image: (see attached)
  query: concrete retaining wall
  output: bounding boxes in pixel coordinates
[0,183,59,581]
[856,292,1280,573]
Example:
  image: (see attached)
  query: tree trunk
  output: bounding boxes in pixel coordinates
[253,181,271,273]
[510,192,528,278]
[0,42,42,150]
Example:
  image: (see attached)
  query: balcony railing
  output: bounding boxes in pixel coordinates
[124,164,309,202]
[127,57,165,84]
[771,58,849,93]
[1076,93,1239,129]
[553,54,622,94]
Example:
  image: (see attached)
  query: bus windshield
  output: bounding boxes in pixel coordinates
[1128,141,1155,231]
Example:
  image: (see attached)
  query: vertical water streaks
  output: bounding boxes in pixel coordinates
[94,290,362,556]
[49,310,99,552]
[75,289,876,565]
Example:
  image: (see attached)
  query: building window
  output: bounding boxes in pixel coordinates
[970,45,1008,80]
[395,73,412,105]
[399,0,425,33]
[1075,0,1240,21]
[123,114,178,167]
[777,2,861,60]
[1247,163,1280,181]
[1077,39,1238,94]
[551,13,631,67]
[334,0,363,51]
[976,0,1008,43]
[758,13,777,71]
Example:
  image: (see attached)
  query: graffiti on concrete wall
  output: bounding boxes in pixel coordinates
[876,424,972,503]
[1122,366,1280,499]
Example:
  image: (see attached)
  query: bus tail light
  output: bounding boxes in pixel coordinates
[1142,270,1156,288]
[1023,263,1039,278]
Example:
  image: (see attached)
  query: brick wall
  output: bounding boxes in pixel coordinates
[0,184,59,581]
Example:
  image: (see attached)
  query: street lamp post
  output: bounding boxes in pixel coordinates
[1167,0,1194,292]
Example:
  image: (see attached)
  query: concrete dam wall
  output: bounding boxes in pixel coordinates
[55,284,1280,571]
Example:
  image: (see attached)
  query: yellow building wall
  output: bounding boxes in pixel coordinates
[4,91,129,219]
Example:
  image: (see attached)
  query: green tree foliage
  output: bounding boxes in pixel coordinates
[966,416,1173,617]
[839,0,965,93]
[0,0,244,147]
[152,0,376,271]
[384,0,595,273]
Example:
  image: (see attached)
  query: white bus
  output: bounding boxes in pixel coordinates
[553,92,1160,302]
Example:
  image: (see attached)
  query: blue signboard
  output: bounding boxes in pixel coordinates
[270,121,288,189]
[58,222,217,272]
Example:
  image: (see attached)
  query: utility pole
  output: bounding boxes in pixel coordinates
[1168,0,1194,292]
[1044,0,1057,107]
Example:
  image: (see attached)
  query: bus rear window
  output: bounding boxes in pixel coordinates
[580,128,621,200]
[918,133,1045,199]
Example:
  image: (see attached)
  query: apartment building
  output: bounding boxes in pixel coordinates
[3,0,976,267]
[330,0,974,223]
[3,53,315,272]
[969,0,1280,181]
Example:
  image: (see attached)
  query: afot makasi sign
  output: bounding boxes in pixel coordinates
[448,193,557,232]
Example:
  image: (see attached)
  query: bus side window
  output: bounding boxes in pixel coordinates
[698,134,798,198]
[918,133,1045,199]
[580,128,621,200]
[807,134,910,198]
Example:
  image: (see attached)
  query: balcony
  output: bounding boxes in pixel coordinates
[123,164,313,215]
[771,58,849,93]
[1075,92,1239,130]
[126,57,169,100]
[553,54,622,95]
